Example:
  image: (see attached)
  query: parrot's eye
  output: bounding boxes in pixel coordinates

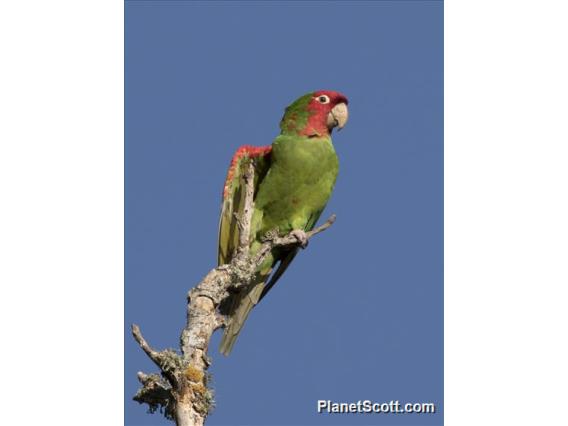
[316,95,330,104]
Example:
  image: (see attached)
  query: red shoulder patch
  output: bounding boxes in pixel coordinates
[223,145,272,198]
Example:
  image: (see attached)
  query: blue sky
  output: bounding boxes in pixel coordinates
[125,1,443,425]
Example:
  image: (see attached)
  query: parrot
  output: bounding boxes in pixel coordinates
[217,90,349,355]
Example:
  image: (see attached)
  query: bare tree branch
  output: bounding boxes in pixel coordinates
[132,162,336,426]
[131,324,162,367]
[236,160,255,256]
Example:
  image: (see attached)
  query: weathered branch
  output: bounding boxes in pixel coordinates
[132,161,336,426]
[236,160,255,256]
[131,324,162,367]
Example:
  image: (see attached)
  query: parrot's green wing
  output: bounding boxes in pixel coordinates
[218,145,272,266]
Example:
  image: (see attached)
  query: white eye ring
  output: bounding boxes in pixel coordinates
[316,95,330,104]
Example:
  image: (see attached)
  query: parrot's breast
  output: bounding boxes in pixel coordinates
[253,135,339,237]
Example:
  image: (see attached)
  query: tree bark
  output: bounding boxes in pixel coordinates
[132,160,336,425]
[175,401,202,426]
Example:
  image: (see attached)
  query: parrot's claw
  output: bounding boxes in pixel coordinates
[291,229,309,249]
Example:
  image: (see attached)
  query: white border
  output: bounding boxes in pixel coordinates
[446,0,568,424]
[0,1,123,424]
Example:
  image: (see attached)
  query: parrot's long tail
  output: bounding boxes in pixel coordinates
[219,276,266,356]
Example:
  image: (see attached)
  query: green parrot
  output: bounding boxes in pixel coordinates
[217,90,349,355]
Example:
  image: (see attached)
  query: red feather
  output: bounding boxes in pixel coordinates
[223,145,272,199]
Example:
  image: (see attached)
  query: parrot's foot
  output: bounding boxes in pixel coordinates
[291,229,309,249]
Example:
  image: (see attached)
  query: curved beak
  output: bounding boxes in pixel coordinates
[327,102,349,132]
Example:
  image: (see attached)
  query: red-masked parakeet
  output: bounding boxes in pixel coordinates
[218,90,349,355]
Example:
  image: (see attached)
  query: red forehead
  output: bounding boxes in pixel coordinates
[312,90,349,105]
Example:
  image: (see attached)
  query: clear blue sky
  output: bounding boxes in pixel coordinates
[125,1,443,425]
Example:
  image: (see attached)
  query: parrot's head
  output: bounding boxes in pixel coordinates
[280,90,349,138]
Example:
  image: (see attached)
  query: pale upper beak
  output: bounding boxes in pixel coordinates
[327,102,349,132]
